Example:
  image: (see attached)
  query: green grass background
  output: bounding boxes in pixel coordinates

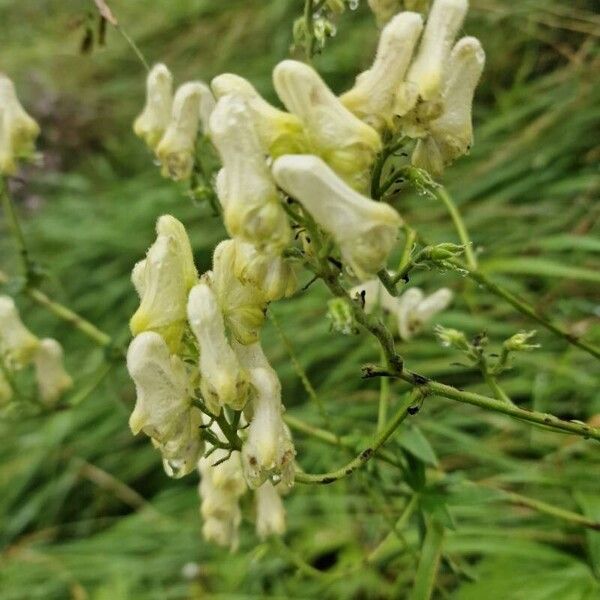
[0,1,599,598]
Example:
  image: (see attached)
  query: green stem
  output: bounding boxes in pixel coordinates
[433,186,477,271]
[115,25,149,71]
[294,391,416,484]
[478,354,513,404]
[304,0,316,60]
[409,519,445,600]
[377,346,390,431]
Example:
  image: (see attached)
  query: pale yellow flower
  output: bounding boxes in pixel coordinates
[0,74,40,175]
[133,63,173,150]
[33,338,73,405]
[255,480,286,539]
[0,295,39,369]
[272,155,402,280]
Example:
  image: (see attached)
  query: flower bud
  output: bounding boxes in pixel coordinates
[341,12,423,131]
[211,240,269,345]
[406,0,468,101]
[209,96,291,252]
[187,281,251,413]
[210,73,308,157]
[133,63,173,150]
[156,81,214,180]
[0,295,39,369]
[272,60,382,191]
[0,74,40,175]
[326,297,358,335]
[241,367,295,489]
[272,154,402,280]
[434,324,470,352]
[33,338,73,405]
[504,330,539,353]
[255,481,286,539]
[396,287,453,340]
[130,215,198,352]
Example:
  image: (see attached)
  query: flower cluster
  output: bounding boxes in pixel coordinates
[0,74,40,175]
[0,295,72,405]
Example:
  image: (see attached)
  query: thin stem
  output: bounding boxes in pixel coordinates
[397,227,417,277]
[478,354,513,404]
[377,346,390,431]
[433,186,477,271]
[294,391,417,484]
[115,25,149,71]
[1,177,35,280]
[304,0,316,60]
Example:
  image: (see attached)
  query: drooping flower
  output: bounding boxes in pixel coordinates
[341,12,423,131]
[412,36,485,175]
[198,438,246,550]
[272,60,382,192]
[210,239,269,345]
[129,215,198,352]
[272,154,402,280]
[133,63,173,150]
[255,480,286,539]
[187,280,251,413]
[235,342,295,490]
[209,95,291,253]
[127,331,204,477]
[33,338,73,405]
[0,295,39,369]
[156,81,215,180]
[396,287,453,340]
[210,73,309,158]
[0,74,40,175]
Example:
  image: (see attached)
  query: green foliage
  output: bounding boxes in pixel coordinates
[1,0,599,598]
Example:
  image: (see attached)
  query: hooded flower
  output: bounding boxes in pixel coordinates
[211,239,269,345]
[209,95,291,252]
[0,74,40,175]
[133,63,173,150]
[412,36,485,175]
[187,280,251,413]
[235,342,295,490]
[211,73,308,157]
[33,338,73,405]
[396,287,453,340]
[255,480,286,539]
[0,295,39,368]
[341,12,423,131]
[272,155,402,280]
[129,215,198,352]
[272,60,382,192]
[127,331,204,477]
[156,81,215,180]
[198,446,246,550]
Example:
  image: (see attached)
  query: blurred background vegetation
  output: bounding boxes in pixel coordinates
[0,0,599,598]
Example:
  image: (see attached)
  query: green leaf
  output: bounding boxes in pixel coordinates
[575,492,600,578]
[398,425,439,467]
[409,518,445,600]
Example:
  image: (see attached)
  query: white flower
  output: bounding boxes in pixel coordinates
[156,81,215,180]
[235,343,295,489]
[130,215,198,352]
[0,367,12,405]
[255,480,286,539]
[209,95,291,252]
[272,154,402,280]
[350,277,398,314]
[272,60,382,192]
[211,239,269,345]
[33,338,73,405]
[133,63,173,150]
[412,36,485,174]
[405,0,469,102]
[198,446,246,550]
[396,287,453,340]
[211,73,308,157]
[187,281,250,414]
[0,74,40,175]
[127,331,203,477]
[341,12,423,131]
[0,295,39,369]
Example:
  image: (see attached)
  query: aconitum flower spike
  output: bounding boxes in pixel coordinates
[273,60,382,192]
[272,155,402,280]
[209,95,291,253]
[405,0,469,102]
[187,281,251,413]
[133,63,173,150]
[341,12,423,131]
[156,81,214,180]
[211,73,308,157]
[0,295,39,369]
[0,74,40,175]
[33,338,73,405]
